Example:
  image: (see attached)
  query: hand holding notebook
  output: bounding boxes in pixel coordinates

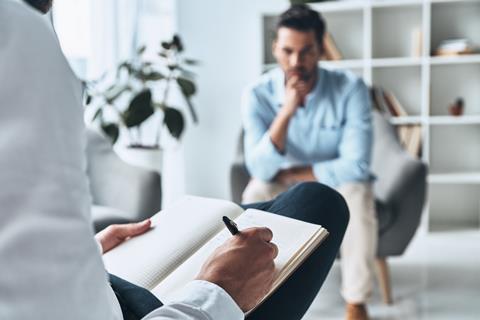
[103,196,329,314]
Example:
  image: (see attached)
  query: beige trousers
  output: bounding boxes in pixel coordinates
[242,179,377,303]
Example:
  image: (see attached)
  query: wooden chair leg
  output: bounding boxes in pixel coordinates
[375,258,393,305]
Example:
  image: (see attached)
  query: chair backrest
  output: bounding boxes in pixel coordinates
[85,129,161,221]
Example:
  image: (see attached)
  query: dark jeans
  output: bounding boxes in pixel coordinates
[110,182,349,320]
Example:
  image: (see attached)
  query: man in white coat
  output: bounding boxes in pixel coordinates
[0,1,279,319]
[0,1,348,319]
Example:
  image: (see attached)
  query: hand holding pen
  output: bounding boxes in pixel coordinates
[195,216,278,312]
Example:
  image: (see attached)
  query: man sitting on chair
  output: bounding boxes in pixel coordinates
[241,4,377,320]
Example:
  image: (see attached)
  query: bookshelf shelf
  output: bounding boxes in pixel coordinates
[429,172,480,184]
[428,115,480,125]
[261,0,480,232]
[430,0,479,4]
[321,59,364,69]
[371,57,423,67]
[371,0,424,8]
[389,116,423,125]
[429,54,480,65]
[309,2,364,13]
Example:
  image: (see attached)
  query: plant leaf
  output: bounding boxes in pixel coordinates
[118,61,133,73]
[185,97,198,124]
[139,71,165,82]
[183,58,200,65]
[101,123,119,144]
[177,77,196,97]
[158,51,168,59]
[179,67,197,79]
[137,45,146,55]
[163,107,185,139]
[123,89,155,128]
[105,84,130,104]
[85,94,93,105]
[92,107,103,121]
[161,41,171,50]
[172,34,184,52]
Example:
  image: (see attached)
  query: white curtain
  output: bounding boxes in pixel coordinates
[88,0,140,79]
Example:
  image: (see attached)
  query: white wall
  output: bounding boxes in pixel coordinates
[176,0,289,200]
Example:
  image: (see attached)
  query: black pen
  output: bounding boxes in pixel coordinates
[222,216,239,235]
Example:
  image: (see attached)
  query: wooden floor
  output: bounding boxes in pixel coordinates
[302,230,480,320]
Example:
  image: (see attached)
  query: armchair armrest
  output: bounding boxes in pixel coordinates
[230,161,250,204]
[375,153,427,256]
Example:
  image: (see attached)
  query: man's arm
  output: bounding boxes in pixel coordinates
[97,222,278,319]
[269,76,307,152]
[242,76,306,181]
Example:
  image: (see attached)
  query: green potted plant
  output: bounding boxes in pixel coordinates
[87,34,198,145]
[86,34,198,171]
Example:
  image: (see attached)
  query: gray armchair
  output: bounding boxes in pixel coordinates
[230,110,427,304]
[86,129,162,232]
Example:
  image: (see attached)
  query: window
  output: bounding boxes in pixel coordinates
[53,0,175,80]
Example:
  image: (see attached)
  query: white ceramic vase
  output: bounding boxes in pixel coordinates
[114,145,163,173]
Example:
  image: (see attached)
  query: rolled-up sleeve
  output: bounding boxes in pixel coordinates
[313,80,373,188]
[241,87,285,181]
[143,280,244,320]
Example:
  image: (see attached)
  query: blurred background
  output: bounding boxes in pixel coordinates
[52,1,480,319]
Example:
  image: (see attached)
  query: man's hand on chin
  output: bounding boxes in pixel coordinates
[95,219,152,254]
[275,166,316,186]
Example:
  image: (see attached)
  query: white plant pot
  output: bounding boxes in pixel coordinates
[114,145,163,173]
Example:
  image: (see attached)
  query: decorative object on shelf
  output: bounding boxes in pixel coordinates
[434,38,478,56]
[410,27,423,57]
[448,98,464,116]
[86,35,199,147]
[321,32,343,61]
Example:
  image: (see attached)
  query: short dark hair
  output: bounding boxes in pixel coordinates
[24,0,53,13]
[276,4,326,46]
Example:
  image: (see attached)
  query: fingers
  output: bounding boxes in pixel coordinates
[287,75,300,87]
[117,219,152,238]
[269,242,279,259]
[255,227,273,242]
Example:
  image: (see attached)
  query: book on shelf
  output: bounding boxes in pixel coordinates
[434,38,478,56]
[397,125,422,158]
[383,90,409,117]
[411,28,423,57]
[103,196,329,315]
[370,87,408,117]
[406,125,422,157]
[370,86,422,158]
[322,32,343,61]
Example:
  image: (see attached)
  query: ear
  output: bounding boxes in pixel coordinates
[272,40,278,59]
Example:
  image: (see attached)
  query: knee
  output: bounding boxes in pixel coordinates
[242,180,268,203]
[289,182,350,232]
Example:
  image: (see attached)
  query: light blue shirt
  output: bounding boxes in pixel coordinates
[242,67,373,188]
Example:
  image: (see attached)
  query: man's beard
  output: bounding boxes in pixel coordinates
[24,0,53,13]
[286,67,315,82]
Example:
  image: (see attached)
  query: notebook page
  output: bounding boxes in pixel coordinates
[152,208,325,302]
[102,196,243,290]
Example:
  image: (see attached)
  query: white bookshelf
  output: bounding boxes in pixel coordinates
[262,0,480,232]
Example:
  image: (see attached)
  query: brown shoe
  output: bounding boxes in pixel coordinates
[345,303,369,320]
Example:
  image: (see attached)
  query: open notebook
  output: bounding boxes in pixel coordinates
[103,196,328,313]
